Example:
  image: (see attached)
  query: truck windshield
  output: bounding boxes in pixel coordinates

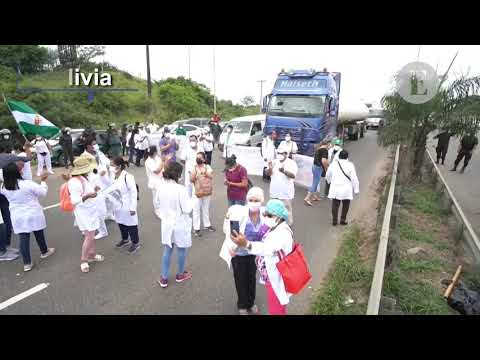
[268,95,326,117]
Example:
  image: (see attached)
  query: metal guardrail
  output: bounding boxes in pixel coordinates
[366,145,400,315]
[425,148,480,261]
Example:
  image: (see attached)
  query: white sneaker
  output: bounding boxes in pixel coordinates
[40,248,55,260]
[24,263,34,272]
[0,251,19,261]
[48,171,55,175]
[94,232,108,240]
[6,246,20,254]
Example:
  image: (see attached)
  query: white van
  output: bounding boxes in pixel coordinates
[219,114,265,148]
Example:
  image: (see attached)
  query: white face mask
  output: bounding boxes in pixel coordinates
[247,201,261,212]
[190,141,197,148]
[4,135,9,140]
[93,144,100,152]
[333,145,341,151]
[227,128,233,133]
[264,216,278,228]
[285,136,291,142]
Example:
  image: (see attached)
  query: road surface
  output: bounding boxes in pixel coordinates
[0,130,386,314]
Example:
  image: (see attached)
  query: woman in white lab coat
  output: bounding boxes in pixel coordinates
[68,157,104,273]
[154,161,193,288]
[32,135,54,176]
[110,157,140,255]
[0,163,55,272]
[145,145,165,218]
[230,199,293,315]
[325,150,360,226]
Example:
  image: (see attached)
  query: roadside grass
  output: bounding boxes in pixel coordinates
[383,182,458,315]
[311,226,373,315]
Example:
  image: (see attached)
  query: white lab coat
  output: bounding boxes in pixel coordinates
[223,132,233,159]
[135,130,150,151]
[202,133,214,152]
[18,152,32,180]
[261,137,276,165]
[112,170,138,226]
[219,204,266,268]
[279,140,298,156]
[145,155,163,190]
[154,180,193,248]
[325,159,360,200]
[68,176,100,232]
[328,146,342,163]
[181,146,203,194]
[247,221,294,306]
[0,180,47,234]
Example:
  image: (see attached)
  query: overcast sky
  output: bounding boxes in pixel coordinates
[49,45,480,106]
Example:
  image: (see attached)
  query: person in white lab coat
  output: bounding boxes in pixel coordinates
[68,156,104,273]
[111,157,140,255]
[180,135,203,198]
[0,163,55,272]
[135,125,150,167]
[219,187,269,315]
[145,145,165,218]
[325,150,360,226]
[279,132,298,159]
[223,125,234,159]
[266,145,298,226]
[230,199,293,315]
[190,151,215,237]
[323,138,342,197]
[32,135,54,176]
[261,131,277,181]
[200,127,214,165]
[15,142,33,180]
[154,162,193,288]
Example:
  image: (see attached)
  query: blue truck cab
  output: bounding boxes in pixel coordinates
[262,69,341,156]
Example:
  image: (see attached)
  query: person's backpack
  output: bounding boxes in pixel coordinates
[124,172,140,200]
[59,177,84,212]
[193,166,213,198]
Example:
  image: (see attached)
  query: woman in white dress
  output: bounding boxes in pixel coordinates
[68,156,104,273]
[144,145,165,218]
[154,161,193,288]
[0,163,55,272]
[111,157,140,255]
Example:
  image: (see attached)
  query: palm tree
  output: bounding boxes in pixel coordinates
[379,57,480,179]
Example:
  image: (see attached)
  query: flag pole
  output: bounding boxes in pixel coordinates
[3,94,29,143]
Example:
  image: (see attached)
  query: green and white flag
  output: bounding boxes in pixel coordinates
[5,100,60,138]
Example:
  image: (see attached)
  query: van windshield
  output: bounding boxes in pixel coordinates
[225,121,251,134]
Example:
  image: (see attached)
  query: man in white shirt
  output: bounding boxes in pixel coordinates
[266,145,298,226]
[32,135,54,176]
[181,135,203,197]
[200,127,214,165]
[135,125,150,167]
[279,132,298,159]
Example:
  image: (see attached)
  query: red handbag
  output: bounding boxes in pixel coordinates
[276,243,312,295]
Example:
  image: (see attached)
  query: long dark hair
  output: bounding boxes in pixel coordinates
[112,156,129,171]
[163,161,183,183]
[146,145,157,159]
[3,162,23,190]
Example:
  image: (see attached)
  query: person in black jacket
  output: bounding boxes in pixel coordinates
[59,127,75,169]
[433,129,451,165]
[451,132,479,173]
[121,124,128,156]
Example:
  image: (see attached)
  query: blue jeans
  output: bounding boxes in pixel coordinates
[19,230,48,265]
[161,244,187,279]
[309,165,323,193]
[228,199,246,207]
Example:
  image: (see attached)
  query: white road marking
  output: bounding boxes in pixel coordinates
[43,203,60,210]
[0,283,49,311]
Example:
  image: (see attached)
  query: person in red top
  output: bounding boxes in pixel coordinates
[211,113,221,123]
[224,155,249,206]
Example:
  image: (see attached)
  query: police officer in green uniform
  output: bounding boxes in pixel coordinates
[106,123,122,158]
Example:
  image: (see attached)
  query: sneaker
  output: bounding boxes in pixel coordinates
[24,263,34,272]
[205,226,216,232]
[248,304,259,315]
[238,309,249,315]
[6,246,20,254]
[40,248,56,259]
[0,250,18,261]
[157,277,168,288]
[115,239,131,248]
[48,171,55,175]
[449,168,457,172]
[340,221,348,226]
[175,271,192,283]
[194,230,202,237]
[94,232,108,240]
[127,243,140,254]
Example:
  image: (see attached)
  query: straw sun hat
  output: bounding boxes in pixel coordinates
[70,156,96,176]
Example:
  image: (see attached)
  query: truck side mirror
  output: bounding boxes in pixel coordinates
[329,99,336,116]
[262,94,271,113]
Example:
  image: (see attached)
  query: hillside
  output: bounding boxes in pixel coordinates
[0,64,258,132]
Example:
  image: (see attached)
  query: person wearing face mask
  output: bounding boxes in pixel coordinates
[135,125,150,167]
[266,145,298,226]
[32,135,54,176]
[220,187,269,315]
[127,128,137,164]
[279,132,298,159]
[200,128,214,165]
[261,130,277,182]
[59,127,74,169]
[68,156,104,273]
[224,155,249,206]
[305,140,330,206]
[230,199,294,315]
[14,142,33,181]
[111,157,141,254]
[180,135,203,198]
[190,152,215,237]
[159,128,178,164]
[223,125,234,159]
[145,145,165,218]
[154,161,193,288]
[324,138,343,197]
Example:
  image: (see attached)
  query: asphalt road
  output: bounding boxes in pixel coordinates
[427,133,480,238]
[0,130,385,314]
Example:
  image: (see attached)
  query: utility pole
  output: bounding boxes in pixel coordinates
[258,80,266,111]
[213,46,216,114]
[146,45,152,98]
[187,45,191,79]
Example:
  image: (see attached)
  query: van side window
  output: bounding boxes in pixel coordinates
[252,122,262,134]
